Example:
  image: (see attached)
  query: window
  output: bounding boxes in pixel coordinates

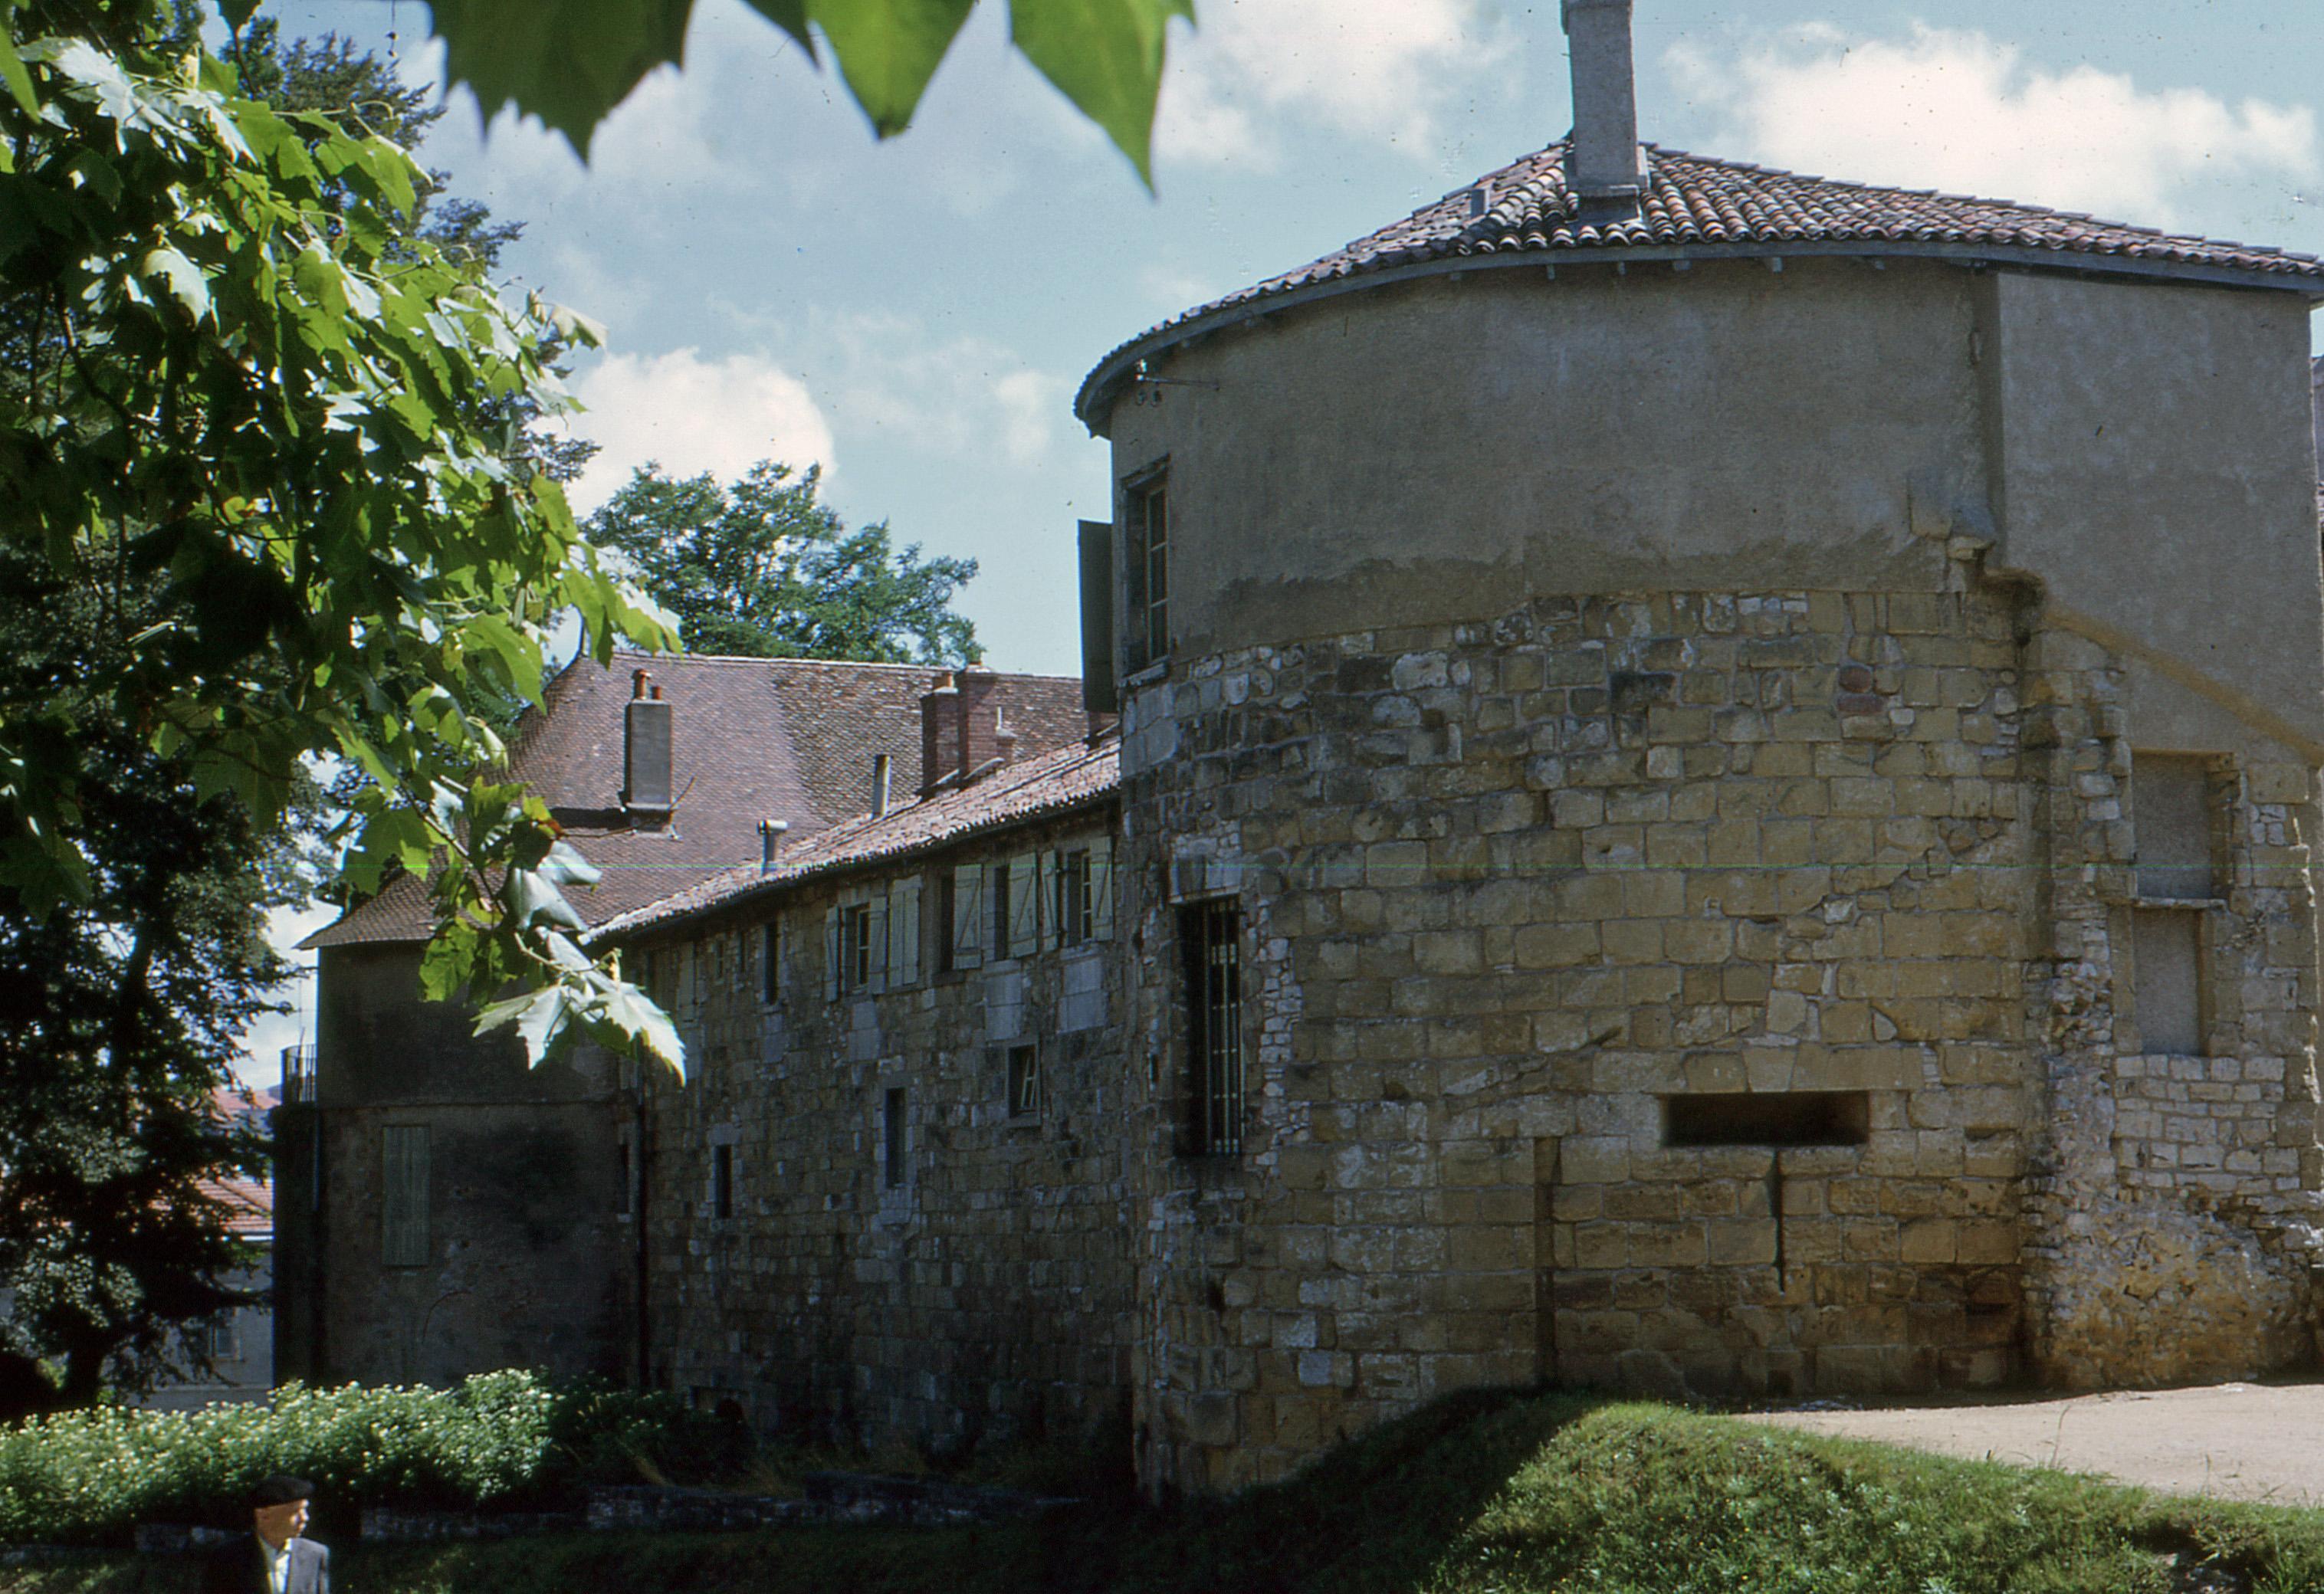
[1007,1045,1042,1118]
[883,1087,907,1189]
[839,903,874,993]
[1182,900,1243,1155]
[2134,754,2216,900]
[937,871,960,973]
[1664,1092,1869,1147]
[711,1143,735,1220]
[1125,467,1169,671]
[990,861,1013,959]
[760,921,780,1004]
[382,1124,430,1267]
[2134,908,2204,1054]
[189,1313,240,1364]
[1053,850,1092,947]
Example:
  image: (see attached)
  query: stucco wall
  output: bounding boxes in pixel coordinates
[280,945,626,1386]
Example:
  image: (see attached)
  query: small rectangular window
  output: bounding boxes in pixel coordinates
[1182,900,1243,1156]
[1054,850,1092,948]
[1125,467,1169,671]
[990,861,1013,960]
[883,1087,907,1189]
[1663,1092,1869,1148]
[760,922,780,1005]
[2133,754,2216,900]
[2133,907,2203,1054]
[839,903,873,993]
[382,1124,431,1267]
[1007,1045,1042,1118]
[711,1143,735,1220]
[937,871,960,974]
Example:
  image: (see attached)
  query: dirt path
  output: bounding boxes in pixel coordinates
[1745,1381,2324,1506]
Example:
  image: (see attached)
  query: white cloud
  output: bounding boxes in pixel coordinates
[566,349,838,513]
[1668,23,2318,224]
[1158,0,1514,167]
[810,313,1075,473]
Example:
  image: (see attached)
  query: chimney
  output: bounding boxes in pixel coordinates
[918,671,960,795]
[758,818,789,873]
[1562,0,1646,202]
[623,670,674,824]
[994,716,1019,766]
[921,667,1009,793]
[871,754,893,818]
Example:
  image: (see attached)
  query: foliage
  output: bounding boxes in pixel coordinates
[587,461,980,665]
[420,0,1195,185]
[0,2,681,1074]
[14,1392,2324,1591]
[0,1372,750,1547]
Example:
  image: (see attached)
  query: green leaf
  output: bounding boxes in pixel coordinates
[141,244,211,323]
[217,0,264,31]
[425,0,696,159]
[1010,0,1190,185]
[739,0,815,52]
[809,0,975,137]
[0,21,38,119]
[473,985,569,1064]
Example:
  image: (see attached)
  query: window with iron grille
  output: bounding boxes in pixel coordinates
[1007,1044,1042,1119]
[1181,900,1243,1156]
[882,1087,907,1189]
[711,1143,735,1220]
[1125,467,1168,671]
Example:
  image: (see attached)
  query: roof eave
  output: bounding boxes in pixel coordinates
[1075,239,2324,433]
[586,786,1121,948]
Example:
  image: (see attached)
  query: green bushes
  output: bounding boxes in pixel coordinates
[0,1373,750,1546]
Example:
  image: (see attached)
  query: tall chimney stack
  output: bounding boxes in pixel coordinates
[623,670,674,824]
[1562,0,1646,202]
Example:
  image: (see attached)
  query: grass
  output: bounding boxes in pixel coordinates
[9,1390,2324,1592]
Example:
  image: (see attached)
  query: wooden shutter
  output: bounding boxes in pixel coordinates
[381,1125,430,1267]
[1090,838,1115,940]
[823,907,842,1000]
[950,864,984,969]
[1007,854,1037,956]
[891,878,922,987]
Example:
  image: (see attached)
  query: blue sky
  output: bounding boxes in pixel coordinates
[238,0,2324,1079]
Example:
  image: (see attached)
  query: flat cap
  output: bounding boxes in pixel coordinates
[248,1476,313,1508]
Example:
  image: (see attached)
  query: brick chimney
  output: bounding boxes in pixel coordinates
[917,667,1008,794]
[1563,0,1646,203]
[622,669,674,825]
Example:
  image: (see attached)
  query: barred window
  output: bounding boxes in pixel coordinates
[1182,900,1243,1156]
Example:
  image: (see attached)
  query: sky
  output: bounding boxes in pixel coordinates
[233,0,2324,1082]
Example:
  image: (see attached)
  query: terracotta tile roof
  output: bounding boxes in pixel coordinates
[198,1177,272,1239]
[1080,139,2324,422]
[591,730,1119,943]
[303,653,1089,948]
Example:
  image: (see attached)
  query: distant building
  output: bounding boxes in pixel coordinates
[136,1086,277,1411]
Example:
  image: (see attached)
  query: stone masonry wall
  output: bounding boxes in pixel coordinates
[2016,628,2324,1383]
[634,812,1134,1458]
[1117,570,2322,1494]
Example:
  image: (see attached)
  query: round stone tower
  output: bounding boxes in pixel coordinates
[1078,2,2324,1496]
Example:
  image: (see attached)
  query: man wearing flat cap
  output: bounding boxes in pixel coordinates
[200,1474,329,1594]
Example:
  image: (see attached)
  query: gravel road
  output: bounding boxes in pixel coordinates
[1745,1381,2324,1506]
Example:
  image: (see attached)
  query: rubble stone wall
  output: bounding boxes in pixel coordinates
[1117,572,2322,1494]
[635,812,1134,1457]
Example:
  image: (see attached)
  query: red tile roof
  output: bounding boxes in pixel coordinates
[1080,139,2324,423]
[199,1177,272,1239]
[591,730,1119,943]
[304,653,1088,947]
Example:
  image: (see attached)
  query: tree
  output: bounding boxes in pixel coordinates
[589,461,981,666]
[418,0,1194,183]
